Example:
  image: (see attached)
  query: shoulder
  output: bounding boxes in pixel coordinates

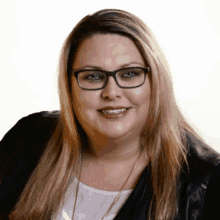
[1,110,60,141]
[185,132,220,187]
[0,111,60,217]
[183,132,220,219]
[186,133,220,167]
[0,110,60,170]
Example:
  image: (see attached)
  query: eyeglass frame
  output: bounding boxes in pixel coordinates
[73,66,151,90]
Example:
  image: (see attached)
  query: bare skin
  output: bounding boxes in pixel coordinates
[71,34,151,191]
[79,149,149,191]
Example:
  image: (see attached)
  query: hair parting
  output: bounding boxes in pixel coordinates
[8,9,206,220]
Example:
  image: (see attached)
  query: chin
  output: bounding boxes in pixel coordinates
[98,127,133,140]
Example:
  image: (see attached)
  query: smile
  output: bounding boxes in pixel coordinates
[98,108,130,119]
[100,108,127,114]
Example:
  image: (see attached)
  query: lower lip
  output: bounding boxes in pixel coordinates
[98,108,130,119]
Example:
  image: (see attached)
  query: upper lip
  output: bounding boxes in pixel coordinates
[98,106,130,111]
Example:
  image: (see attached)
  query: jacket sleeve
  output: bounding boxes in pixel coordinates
[0,111,57,220]
[202,163,220,219]
[0,113,39,171]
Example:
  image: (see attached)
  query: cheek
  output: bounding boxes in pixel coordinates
[73,95,93,118]
[76,93,93,108]
[129,80,151,106]
[72,82,100,115]
[72,93,95,127]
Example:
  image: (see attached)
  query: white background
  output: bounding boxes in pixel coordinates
[0,0,219,152]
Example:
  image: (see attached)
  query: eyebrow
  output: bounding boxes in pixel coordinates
[75,62,145,71]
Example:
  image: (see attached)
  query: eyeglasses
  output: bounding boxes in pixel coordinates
[73,67,151,90]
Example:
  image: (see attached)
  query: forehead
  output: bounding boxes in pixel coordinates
[72,33,145,69]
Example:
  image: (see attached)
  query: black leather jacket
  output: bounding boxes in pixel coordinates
[0,111,220,220]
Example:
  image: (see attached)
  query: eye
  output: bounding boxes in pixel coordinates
[119,69,142,79]
[80,71,105,81]
[123,71,137,77]
[86,73,101,80]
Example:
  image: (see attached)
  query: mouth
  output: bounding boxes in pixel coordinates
[97,108,131,119]
[98,108,130,113]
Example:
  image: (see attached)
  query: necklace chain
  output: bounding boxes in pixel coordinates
[71,147,144,220]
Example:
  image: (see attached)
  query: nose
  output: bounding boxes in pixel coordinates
[101,76,122,99]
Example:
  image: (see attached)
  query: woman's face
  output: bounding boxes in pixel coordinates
[71,34,151,141]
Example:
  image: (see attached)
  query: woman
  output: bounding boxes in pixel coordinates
[0,9,220,220]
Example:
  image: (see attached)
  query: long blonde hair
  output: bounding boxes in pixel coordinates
[9,9,207,220]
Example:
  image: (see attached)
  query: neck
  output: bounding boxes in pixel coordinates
[84,135,144,164]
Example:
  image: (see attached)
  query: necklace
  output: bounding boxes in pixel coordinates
[71,146,144,220]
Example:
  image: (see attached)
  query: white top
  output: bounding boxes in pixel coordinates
[52,175,133,220]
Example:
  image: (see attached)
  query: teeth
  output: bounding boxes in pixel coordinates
[101,108,127,114]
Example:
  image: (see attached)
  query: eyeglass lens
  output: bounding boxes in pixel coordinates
[78,68,145,89]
